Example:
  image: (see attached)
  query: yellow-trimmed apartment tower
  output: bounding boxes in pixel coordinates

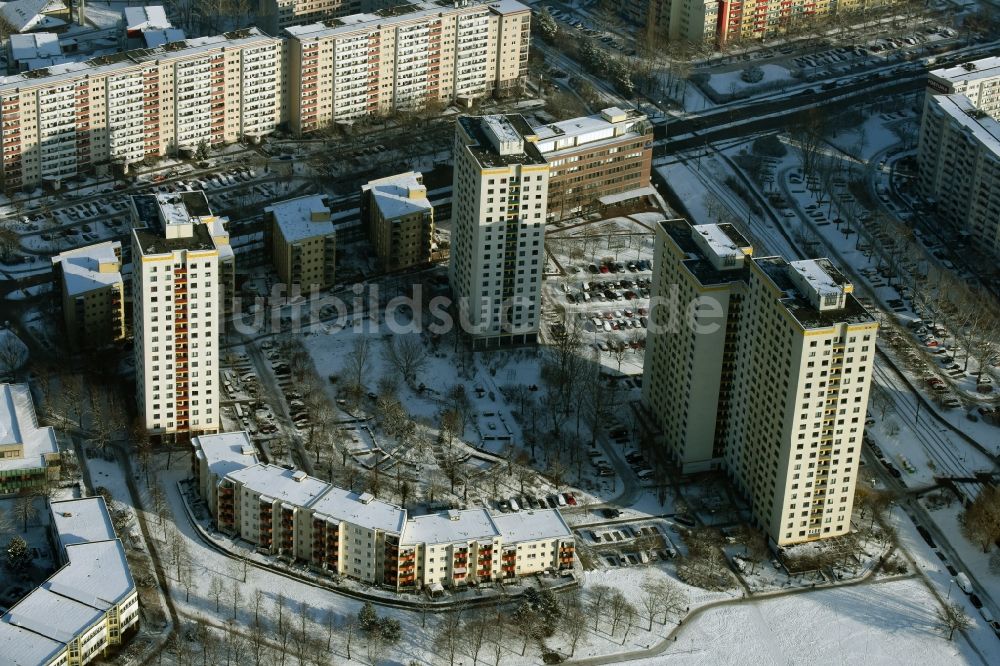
[642,218,877,546]
[267,194,337,290]
[449,114,549,347]
[361,171,434,271]
[130,192,230,443]
[51,241,126,351]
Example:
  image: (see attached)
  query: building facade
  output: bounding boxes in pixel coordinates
[642,219,877,547]
[194,434,574,590]
[131,192,228,442]
[0,497,139,666]
[284,0,530,132]
[0,383,60,496]
[267,194,337,290]
[51,241,126,351]
[449,114,549,347]
[534,107,653,220]
[917,57,1000,258]
[361,171,434,271]
[256,0,369,34]
[0,28,283,189]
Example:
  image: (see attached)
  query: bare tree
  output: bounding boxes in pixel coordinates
[588,584,612,631]
[209,576,225,612]
[433,611,462,666]
[461,612,489,665]
[344,337,372,399]
[938,601,972,640]
[12,491,37,533]
[383,335,429,386]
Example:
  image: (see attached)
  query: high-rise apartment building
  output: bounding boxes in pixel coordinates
[284,0,530,132]
[917,56,1000,258]
[361,171,434,271]
[0,28,283,189]
[51,241,126,351]
[643,219,877,546]
[266,194,337,290]
[449,114,549,347]
[533,107,653,220]
[130,192,230,442]
[639,0,899,45]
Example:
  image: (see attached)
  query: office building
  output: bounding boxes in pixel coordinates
[284,0,530,132]
[0,28,283,189]
[533,107,653,220]
[0,497,139,666]
[130,192,229,442]
[361,171,434,271]
[192,433,574,590]
[642,219,877,546]
[0,383,60,496]
[918,56,1000,258]
[266,194,337,290]
[51,241,126,351]
[449,114,549,347]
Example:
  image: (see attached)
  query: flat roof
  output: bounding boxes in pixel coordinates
[928,94,1000,154]
[659,218,750,287]
[266,195,335,243]
[0,28,275,93]
[930,56,1000,86]
[49,498,116,549]
[0,621,66,666]
[692,223,751,260]
[400,509,499,546]
[755,256,875,329]
[0,383,58,472]
[285,0,527,40]
[3,588,102,645]
[311,486,407,535]
[532,108,647,157]
[490,509,573,544]
[458,114,546,169]
[363,172,432,220]
[47,540,135,609]
[227,464,331,508]
[193,431,258,480]
[51,241,122,297]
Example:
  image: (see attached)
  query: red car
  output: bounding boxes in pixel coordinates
[563,493,577,506]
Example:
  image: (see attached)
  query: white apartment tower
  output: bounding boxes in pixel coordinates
[131,192,227,442]
[643,219,878,547]
[449,114,549,347]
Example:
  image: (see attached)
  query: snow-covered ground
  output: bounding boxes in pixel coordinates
[705,65,795,98]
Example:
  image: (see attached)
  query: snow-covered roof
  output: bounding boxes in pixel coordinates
[400,509,499,546]
[0,0,67,33]
[363,171,432,220]
[47,540,135,608]
[0,383,58,472]
[0,28,276,93]
[0,621,66,666]
[49,497,116,549]
[123,5,170,31]
[3,588,103,645]
[489,509,573,544]
[266,195,335,244]
[142,27,186,48]
[929,93,1000,153]
[285,0,527,40]
[532,107,647,157]
[227,464,331,507]
[931,56,1000,86]
[311,486,406,535]
[7,31,60,61]
[51,241,122,297]
[193,431,258,480]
